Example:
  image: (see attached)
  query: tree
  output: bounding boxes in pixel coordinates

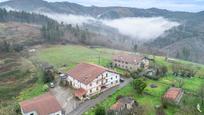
[182,47,190,60]
[0,40,11,52]
[95,105,105,115]
[132,79,147,94]
[176,78,184,88]
[132,105,145,115]
[41,22,64,42]
[172,64,196,78]
[160,66,168,76]
[156,106,166,115]
[133,44,138,52]
[175,105,198,115]
[198,83,204,106]
[43,69,55,83]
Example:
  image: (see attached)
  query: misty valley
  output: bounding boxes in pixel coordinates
[0,0,204,115]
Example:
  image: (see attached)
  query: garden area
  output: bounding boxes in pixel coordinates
[9,44,204,115]
[84,75,204,115]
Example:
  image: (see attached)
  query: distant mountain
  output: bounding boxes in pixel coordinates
[0,0,195,19]
[1,0,204,64]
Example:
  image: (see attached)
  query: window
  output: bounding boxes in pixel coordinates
[111,82,113,84]
[90,89,92,93]
[90,83,92,87]
[106,73,108,77]
[111,77,113,80]
[116,80,118,83]
[106,79,108,83]
[96,87,99,90]
[116,76,117,78]
[30,113,34,115]
[125,62,128,64]
[96,81,98,84]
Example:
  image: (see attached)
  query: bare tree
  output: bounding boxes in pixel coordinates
[198,83,204,106]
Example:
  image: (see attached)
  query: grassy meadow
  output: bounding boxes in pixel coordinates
[31,44,204,115]
[1,44,204,115]
[84,75,204,115]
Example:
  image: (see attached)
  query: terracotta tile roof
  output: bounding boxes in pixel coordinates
[67,63,110,85]
[74,88,87,98]
[113,53,144,64]
[163,88,182,100]
[110,102,123,110]
[20,92,61,114]
[110,97,134,110]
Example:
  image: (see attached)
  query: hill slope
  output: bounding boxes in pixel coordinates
[1,0,204,64]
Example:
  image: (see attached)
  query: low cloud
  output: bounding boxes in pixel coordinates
[43,13,179,41]
[103,17,179,40]
[42,13,97,25]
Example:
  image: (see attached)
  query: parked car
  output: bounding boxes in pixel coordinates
[120,78,125,82]
[60,74,67,80]
[49,82,55,88]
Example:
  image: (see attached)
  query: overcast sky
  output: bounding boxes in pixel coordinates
[1,0,204,12]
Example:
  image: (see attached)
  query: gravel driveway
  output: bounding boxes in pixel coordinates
[50,82,80,114]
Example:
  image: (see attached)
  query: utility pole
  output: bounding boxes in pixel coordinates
[98,51,101,65]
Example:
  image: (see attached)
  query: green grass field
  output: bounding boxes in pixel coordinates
[30,44,204,115]
[32,45,114,71]
[85,75,204,115]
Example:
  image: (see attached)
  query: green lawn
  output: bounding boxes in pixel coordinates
[32,44,204,115]
[85,75,204,115]
[32,45,114,71]
[85,82,177,115]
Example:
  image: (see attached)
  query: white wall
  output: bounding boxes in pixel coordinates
[21,107,37,115]
[49,110,62,115]
[67,76,86,89]
[21,108,62,115]
[67,71,120,96]
[102,71,120,88]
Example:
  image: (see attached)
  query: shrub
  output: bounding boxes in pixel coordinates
[116,95,124,100]
[42,69,55,83]
[132,79,147,94]
[95,105,106,115]
[42,84,49,91]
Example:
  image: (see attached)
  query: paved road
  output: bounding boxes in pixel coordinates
[68,77,133,115]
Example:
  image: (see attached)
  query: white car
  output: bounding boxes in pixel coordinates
[49,82,55,88]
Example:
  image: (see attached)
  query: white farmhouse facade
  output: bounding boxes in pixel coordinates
[66,63,120,99]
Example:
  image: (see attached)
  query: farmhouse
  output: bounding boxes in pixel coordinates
[163,87,184,104]
[112,53,149,71]
[66,63,120,100]
[19,92,62,115]
[108,97,138,115]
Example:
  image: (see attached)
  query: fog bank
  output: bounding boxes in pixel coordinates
[103,17,179,40]
[43,13,179,41]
